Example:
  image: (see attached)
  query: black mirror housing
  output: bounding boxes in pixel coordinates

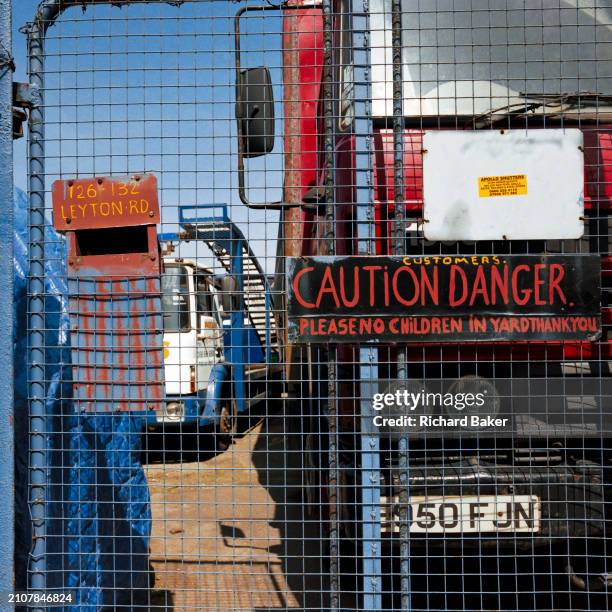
[236,66,275,158]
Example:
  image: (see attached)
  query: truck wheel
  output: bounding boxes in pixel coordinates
[215,398,237,451]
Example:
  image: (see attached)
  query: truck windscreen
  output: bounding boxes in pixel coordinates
[162,266,191,333]
[370,0,612,117]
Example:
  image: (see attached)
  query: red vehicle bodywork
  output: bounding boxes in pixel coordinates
[281,3,612,371]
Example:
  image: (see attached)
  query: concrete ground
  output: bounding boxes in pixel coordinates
[144,417,328,611]
[140,416,602,611]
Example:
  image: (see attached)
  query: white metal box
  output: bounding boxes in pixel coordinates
[422,129,584,241]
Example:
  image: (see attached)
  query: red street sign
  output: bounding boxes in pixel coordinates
[52,173,160,231]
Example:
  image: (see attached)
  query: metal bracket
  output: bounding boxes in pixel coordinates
[234,3,308,209]
[13,82,36,108]
[12,82,37,140]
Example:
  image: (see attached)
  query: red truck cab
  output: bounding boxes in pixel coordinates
[235,1,611,606]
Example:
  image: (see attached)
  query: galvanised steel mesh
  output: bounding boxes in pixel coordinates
[21,0,611,610]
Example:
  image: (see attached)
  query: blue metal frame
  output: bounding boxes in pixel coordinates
[264,287,272,366]
[352,2,382,609]
[26,9,48,599]
[203,362,231,424]
[178,204,256,414]
[0,0,13,603]
[229,234,247,414]
[177,203,274,369]
[179,204,229,224]
[136,363,231,428]
[163,204,279,420]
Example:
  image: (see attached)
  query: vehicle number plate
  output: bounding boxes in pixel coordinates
[381,495,541,534]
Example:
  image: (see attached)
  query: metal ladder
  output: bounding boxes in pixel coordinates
[177,205,279,355]
[206,239,278,352]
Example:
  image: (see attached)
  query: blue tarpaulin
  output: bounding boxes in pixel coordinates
[13,188,152,609]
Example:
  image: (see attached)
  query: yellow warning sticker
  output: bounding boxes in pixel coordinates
[478,174,528,198]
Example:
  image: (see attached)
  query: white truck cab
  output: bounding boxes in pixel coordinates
[160,259,224,421]
[151,205,281,438]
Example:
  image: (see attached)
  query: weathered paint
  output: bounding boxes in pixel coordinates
[68,276,165,412]
[26,5,48,598]
[349,2,382,608]
[52,174,160,231]
[66,225,161,277]
[282,5,323,258]
[369,125,612,363]
[0,0,13,601]
[282,5,324,377]
[373,126,612,238]
[54,174,165,413]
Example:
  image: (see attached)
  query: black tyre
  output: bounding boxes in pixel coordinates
[215,396,237,451]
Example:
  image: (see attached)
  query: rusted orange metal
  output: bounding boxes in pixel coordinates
[52,173,164,412]
[68,276,164,413]
[52,173,160,231]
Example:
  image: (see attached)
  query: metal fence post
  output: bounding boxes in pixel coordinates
[321,1,341,609]
[353,1,382,609]
[391,1,411,609]
[0,0,14,604]
[25,10,48,600]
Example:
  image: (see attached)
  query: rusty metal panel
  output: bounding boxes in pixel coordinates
[52,174,160,231]
[66,225,161,278]
[68,275,164,412]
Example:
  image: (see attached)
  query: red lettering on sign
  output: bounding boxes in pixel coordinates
[338,265,359,307]
[511,265,532,306]
[449,265,468,306]
[363,266,383,306]
[52,174,160,231]
[393,266,419,307]
[292,266,316,308]
[469,265,489,306]
[316,266,341,308]
[490,265,509,305]
[549,264,567,304]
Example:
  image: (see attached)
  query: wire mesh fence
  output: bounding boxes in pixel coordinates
[19,0,612,610]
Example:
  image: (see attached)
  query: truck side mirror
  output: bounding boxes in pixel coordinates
[220,275,239,313]
[236,66,275,158]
